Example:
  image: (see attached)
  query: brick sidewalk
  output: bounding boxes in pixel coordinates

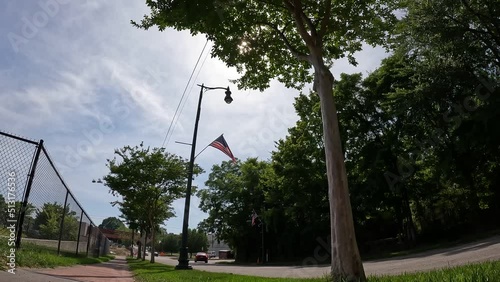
[0,256,134,282]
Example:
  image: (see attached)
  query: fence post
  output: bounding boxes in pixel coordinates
[86,225,92,256]
[57,190,69,255]
[16,139,43,249]
[75,210,83,255]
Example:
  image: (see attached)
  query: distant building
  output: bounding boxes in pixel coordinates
[207,233,230,257]
[99,228,123,244]
[218,250,234,259]
[99,228,139,245]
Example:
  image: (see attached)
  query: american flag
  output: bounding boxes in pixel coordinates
[251,210,259,226]
[209,134,236,163]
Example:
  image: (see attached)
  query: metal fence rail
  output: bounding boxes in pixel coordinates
[0,130,109,256]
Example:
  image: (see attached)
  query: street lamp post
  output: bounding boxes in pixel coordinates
[176,83,232,270]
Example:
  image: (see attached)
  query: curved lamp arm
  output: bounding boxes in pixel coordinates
[197,84,232,104]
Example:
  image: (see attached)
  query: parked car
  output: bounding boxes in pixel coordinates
[208,251,217,258]
[154,251,159,257]
[194,252,208,263]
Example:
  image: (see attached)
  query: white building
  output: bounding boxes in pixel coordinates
[207,233,230,257]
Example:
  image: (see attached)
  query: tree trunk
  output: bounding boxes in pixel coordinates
[315,65,366,281]
[150,228,156,263]
[142,230,148,261]
[401,186,417,247]
[130,229,134,257]
[493,178,500,221]
[137,240,142,260]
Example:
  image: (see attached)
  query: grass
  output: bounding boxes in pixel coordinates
[127,258,324,282]
[0,238,114,270]
[127,258,500,282]
[369,260,500,282]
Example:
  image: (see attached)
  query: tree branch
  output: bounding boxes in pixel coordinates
[258,21,311,62]
[444,13,500,66]
[318,0,332,41]
[460,0,500,41]
[283,0,315,48]
[295,0,318,40]
[484,1,500,36]
[254,0,288,11]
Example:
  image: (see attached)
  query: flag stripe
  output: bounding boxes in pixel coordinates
[211,144,233,157]
[209,135,236,162]
[211,143,233,158]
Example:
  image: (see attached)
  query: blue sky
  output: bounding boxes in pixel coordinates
[1,1,388,234]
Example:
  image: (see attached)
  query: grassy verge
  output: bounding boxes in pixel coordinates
[369,260,500,282]
[0,238,114,270]
[127,258,323,282]
[128,258,500,282]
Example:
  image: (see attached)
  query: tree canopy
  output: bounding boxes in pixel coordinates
[102,143,201,263]
[31,202,79,241]
[99,216,126,230]
[133,0,395,91]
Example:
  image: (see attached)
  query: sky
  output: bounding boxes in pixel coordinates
[1,1,388,234]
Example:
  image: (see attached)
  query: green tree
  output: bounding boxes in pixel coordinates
[0,195,7,228]
[160,233,181,255]
[332,34,499,242]
[373,0,500,238]
[103,144,201,263]
[1,200,36,235]
[198,158,273,262]
[396,0,500,72]
[271,93,330,258]
[99,216,126,230]
[396,0,500,224]
[33,202,79,240]
[186,228,209,257]
[16,201,37,238]
[134,1,398,279]
[119,205,144,258]
[198,160,246,254]
[332,68,418,245]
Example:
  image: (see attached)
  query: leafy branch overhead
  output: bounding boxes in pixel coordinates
[132,0,397,91]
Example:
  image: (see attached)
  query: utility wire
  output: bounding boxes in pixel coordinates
[166,45,212,147]
[161,39,209,148]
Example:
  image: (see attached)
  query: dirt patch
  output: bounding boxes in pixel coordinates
[109,246,130,256]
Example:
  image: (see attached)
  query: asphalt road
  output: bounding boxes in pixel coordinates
[155,235,500,278]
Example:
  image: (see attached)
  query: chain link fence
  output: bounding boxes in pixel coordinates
[0,131,109,257]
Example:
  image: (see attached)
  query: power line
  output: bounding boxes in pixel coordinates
[161,39,209,148]
[166,44,211,147]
